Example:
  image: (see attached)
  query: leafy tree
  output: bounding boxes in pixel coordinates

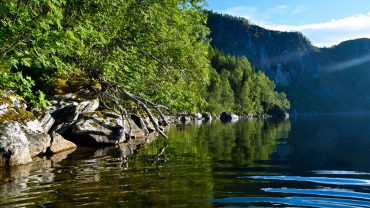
[0,0,210,112]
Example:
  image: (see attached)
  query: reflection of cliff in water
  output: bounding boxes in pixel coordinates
[273,116,370,172]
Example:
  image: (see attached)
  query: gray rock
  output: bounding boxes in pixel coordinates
[24,120,51,157]
[49,132,77,154]
[49,98,100,134]
[194,113,202,120]
[131,114,150,135]
[179,115,191,123]
[77,98,99,114]
[0,91,27,116]
[39,113,55,132]
[144,117,159,132]
[220,112,239,122]
[124,118,147,139]
[0,103,9,116]
[53,93,77,100]
[4,91,27,109]
[50,104,79,134]
[202,113,212,121]
[0,122,32,166]
[69,112,126,145]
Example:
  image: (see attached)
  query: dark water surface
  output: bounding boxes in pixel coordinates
[2,116,370,207]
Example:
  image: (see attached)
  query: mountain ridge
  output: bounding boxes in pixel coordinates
[207,12,370,113]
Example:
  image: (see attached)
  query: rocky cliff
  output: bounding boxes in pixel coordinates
[207,12,370,113]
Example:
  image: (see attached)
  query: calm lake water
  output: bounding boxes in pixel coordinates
[2,116,370,207]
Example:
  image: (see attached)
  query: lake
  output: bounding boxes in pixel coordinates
[1,116,370,207]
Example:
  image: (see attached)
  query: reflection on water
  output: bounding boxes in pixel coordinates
[1,116,370,207]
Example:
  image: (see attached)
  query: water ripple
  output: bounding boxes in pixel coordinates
[263,188,370,201]
[210,196,370,208]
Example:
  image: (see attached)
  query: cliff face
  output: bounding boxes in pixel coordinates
[207,12,370,113]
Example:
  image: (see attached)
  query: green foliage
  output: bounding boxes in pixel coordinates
[0,72,50,108]
[0,1,290,114]
[0,0,210,111]
[206,48,290,114]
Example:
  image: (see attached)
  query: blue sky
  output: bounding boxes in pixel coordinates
[207,0,370,47]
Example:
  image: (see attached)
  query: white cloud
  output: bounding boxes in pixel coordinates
[222,5,370,47]
[261,13,370,47]
[291,5,308,15]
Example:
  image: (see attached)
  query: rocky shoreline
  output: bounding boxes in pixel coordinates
[0,91,289,167]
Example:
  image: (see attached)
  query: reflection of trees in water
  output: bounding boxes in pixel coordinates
[189,120,291,166]
[0,120,291,208]
[123,120,292,207]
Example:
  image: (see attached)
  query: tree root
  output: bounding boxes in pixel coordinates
[98,82,169,139]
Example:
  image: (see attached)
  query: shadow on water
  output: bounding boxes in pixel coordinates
[2,116,370,207]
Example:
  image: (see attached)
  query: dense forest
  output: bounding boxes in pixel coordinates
[0,0,289,115]
[207,48,289,114]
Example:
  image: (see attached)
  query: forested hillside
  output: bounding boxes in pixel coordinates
[206,48,289,114]
[207,12,370,113]
[0,0,288,116]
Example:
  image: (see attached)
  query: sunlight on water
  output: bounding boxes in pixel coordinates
[263,188,370,201]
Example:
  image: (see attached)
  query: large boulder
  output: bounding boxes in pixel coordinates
[0,92,51,166]
[48,97,99,134]
[68,112,126,146]
[0,122,32,166]
[220,112,239,122]
[0,120,51,166]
